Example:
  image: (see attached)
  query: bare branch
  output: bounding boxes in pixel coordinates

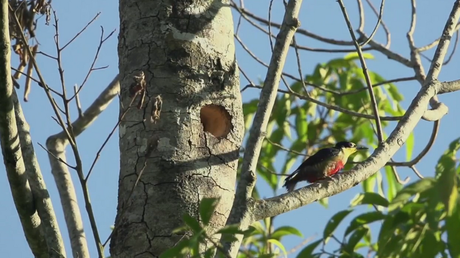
[231,0,354,46]
[417,22,460,52]
[358,31,412,67]
[12,90,66,257]
[223,0,303,256]
[425,1,460,81]
[246,84,403,121]
[46,74,119,258]
[357,0,365,32]
[387,120,439,167]
[364,0,391,48]
[0,2,47,256]
[337,0,384,142]
[61,12,101,51]
[439,78,460,94]
[359,0,385,47]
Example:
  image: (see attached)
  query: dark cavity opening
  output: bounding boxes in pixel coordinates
[200,104,232,138]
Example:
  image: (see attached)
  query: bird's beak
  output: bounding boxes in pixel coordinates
[356,146,368,150]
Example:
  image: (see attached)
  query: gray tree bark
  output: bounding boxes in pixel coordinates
[110,0,243,257]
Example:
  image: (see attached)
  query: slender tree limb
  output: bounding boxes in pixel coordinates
[252,0,460,225]
[387,120,439,167]
[337,0,384,142]
[46,74,119,258]
[417,22,460,52]
[231,0,354,46]
[364,0,391,48]
[439,78,460,94]
[0,1,47,256]
[406,0,450,122]
[359,0,385,47]
[426,1,460,81]
[222,0,303,256]
[357,31,412,67]
[12,90,66,257]
[357,0,365,32]
[246,85,403,121]
[410,165,424,179]
[10,6,115,256]
[232,2,372,53]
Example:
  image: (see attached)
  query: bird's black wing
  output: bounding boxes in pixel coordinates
[284,147,341,191]
[296,147,340,170]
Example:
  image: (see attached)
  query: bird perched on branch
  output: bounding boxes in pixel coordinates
[283,141,367,192]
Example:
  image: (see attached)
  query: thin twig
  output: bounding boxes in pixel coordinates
[387,120,439,167]
[61,12,101,50]
[410,165,424,179]
[357,0,365,32]
[265,138,307,157]
[74,85,83,117]
[361,101,407,185]
[71,27,116,102]
[84,96,137,182]
[292,35,310,96]
[359,0,385,47]
[417,22,460,52]
[37,142,77,169]
[337,0,384,143]
[364,0,391,48]
[245,85,402,121]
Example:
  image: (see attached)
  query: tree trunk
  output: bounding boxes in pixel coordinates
[110,0,243,257]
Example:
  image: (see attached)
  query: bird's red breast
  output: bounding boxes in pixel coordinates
[328,160,344,176]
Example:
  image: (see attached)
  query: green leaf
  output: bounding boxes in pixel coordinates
[297,240,322,258]
[183,214,202,234]
[406,132,415,161]
[274,95,291,128]
[216,225,246,235]
[344,52,375,60]
[295,107,308,139]
[437,139,460,258]
[437,160,458,217]
[350,192,389,207]
[203,248,215,258]
[257,254,277,258]
[199,197,220,225]
[319,197,329,208]
[384,166,400,201]
[270,226,303,240]
[268,239,288,258]
[435,138,460,178]
[436,138,460,216]
[377,210,410,251]
[386,83,404,101]
[389,178,436,211]
[378,233,404,258]
[344,211,386,236]
[361,173,376,193]
[417,230,444,258]
[283,121,292,140]
[344,227,369,253]
[159,239,191,258]
[323,209,353,244]
[446,205,460,258]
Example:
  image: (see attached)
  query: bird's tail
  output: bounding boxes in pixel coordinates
[283,170,299,192]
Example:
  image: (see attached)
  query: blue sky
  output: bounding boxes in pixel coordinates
[0,0,459,257]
